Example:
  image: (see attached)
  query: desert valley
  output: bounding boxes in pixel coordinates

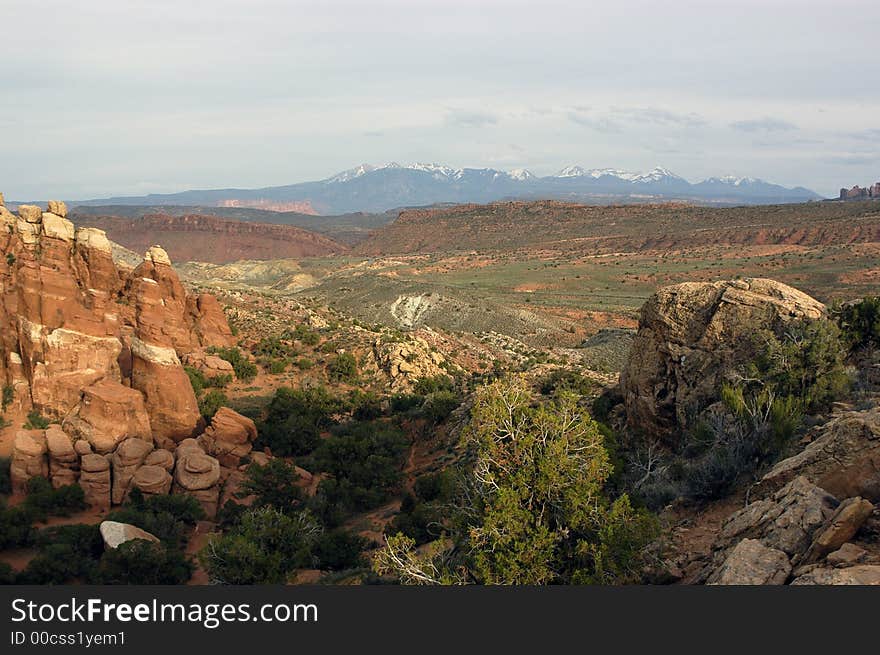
[1,180,879,585]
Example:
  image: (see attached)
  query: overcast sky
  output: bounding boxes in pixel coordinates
[1,0,878,199]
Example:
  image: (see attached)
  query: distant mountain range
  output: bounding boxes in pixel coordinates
[69,163,823,214]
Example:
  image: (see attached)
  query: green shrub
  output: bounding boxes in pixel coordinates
[389,393,424,414]
[294,357,314,370]
[2,385,13,411]
[199,507,320,584]
[539,369,595,396]
[241,459,303,511]
[0,456,11,494]
[413,375,455,396]
[835,297,880,351]
[327,353,358,382]
[23,410,49,430]
[24,478,86,519]
[350,390,383,421]
[0,503,36,549]
[209,347,258,382]
[107,490,204,549]
[292,324,320,346]
[312,529,367,571]
[268,359,287,374]
[93,540,194,585]
[198,389,228,420]
[184,365,207,396]
[206,374,232,388]
[257,386,348,456]
[308,421,407,524]
[422,390,459,423]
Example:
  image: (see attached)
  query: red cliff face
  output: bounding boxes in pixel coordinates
[75,213,348,264]
[0,198,232,428]
[2,195,260,517]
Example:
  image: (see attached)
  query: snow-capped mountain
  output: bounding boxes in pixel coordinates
[703,176,760,186]
[76,162,823,214]
[555,166,683,183]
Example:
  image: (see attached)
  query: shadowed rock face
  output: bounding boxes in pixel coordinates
[620,278,825,442]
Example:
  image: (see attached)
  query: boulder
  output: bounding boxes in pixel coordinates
[79,454,111,510]
[74,440,93,456]
[45,425,79,488]
[791,565,880,585]
[203,407,256,445]
[47,200,68,218]
[183,352,234,378]
[801,497,874,564]
[144,448,175,472]
[702,476,839,582]
[826,543,867,567]
[131,465,172,497]
[62,378,152,454]
[17,204,42,223]
[173,445,221,518]
[110,437,154,504]
[199,407,257,468]
[620,279,825,441]
[373,337,451,390]
[129,336,202,443]
[99,521,160,550]
[41,212,74,242]
[10,430,48,494]
[707,539,791,585]
[757,407,880,502]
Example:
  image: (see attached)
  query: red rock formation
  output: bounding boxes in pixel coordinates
[0,198,234,439]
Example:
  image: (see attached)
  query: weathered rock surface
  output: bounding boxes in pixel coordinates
[173,443,221,518]
[131,465,173,497]
[373,337,449,390]
[707,539,791,585]
[99,520,160,550]
[0,199,233,441]
[110,438,154,504]
[62,379,152,454]
[801,497,874,564]
[826,543,868,567]
[791,565,880,585]
[715,477,838,557]
[129,336,201,444]
[10,430,48,494]
[757,407,880,502]
[79,454,111,510]
[45,425,79,488]
[620,279,825,440]
[198,407,257,468]
[183,352,234,378]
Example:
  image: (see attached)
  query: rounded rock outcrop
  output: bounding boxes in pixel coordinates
[620,278,826,441]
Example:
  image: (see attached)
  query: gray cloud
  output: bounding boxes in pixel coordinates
[730,117,798,133]
[613,107,707,128]
[0,0,878,200]
[823,154,880,166]
[444,110,499,128]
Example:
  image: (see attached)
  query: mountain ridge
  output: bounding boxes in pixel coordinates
[36,162,824,215]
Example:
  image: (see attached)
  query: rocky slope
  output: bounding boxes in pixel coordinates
[619,278,880,584]
[71,213,347,264]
